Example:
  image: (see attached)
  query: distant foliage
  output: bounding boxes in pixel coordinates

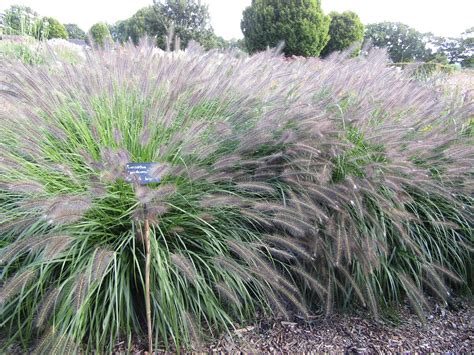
[110,6,153,44]
[321,11,364,57]
[41,17,68,39]
[2,5,44,39]
[0,44,472,353]
[364,22,430,63]
[241,0,330,56]
[109,1,217,50]
[88,22,111,47]
[429,28,474,68]
[150,0,216,50]
[65,23,87,40]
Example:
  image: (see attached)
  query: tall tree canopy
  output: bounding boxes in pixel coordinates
[41,17,68,39]
[109,1,216,50]
[89,23,111,47]
[109,7,155,45]
[321,11,364,57]
[364,22,430,63]
[65,23,87,40]
[150,0,216,50]
[241,0,330,56]
[428,28,474,68]
[2,5,42,37]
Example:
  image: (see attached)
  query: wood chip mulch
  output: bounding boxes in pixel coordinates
[209,299,473,353]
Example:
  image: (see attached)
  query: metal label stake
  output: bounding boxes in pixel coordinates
[126,163,161,354]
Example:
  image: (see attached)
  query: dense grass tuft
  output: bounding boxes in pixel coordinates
[0,42,472,352]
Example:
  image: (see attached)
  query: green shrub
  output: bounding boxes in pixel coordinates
[321,11,364,57]
[65,24,86,40]
[42,17,69,40]
[88,22,111,47]
[241,0,330,56]
[0,45,472,353]
[2,5,42,38]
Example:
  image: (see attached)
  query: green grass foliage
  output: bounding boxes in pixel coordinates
[0,43,472,352]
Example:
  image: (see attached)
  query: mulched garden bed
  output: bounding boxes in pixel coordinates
[209,298,473,353]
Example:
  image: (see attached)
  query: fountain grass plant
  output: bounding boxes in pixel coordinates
[0,42,472,352]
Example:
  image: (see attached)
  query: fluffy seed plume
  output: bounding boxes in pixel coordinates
[215,282,242,308]
[73,273,89,311]
[91,248,115,281]
[0,269,37,305]
[264,235,313,260]
[35,287,61,329]
[235,182,275,194]
[171,253,198,284]
[3,180,45,194]
[184,311,202,349]
[42,236,73,259]
[42,195,92,225]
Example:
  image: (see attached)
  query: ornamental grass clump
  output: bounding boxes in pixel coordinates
[0,42,473,352]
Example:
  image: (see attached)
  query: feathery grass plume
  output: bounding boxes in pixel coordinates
[250,258,308,316]
[184,311,202,349]
[290,265,328,299]
[3,180,45,194]
[149,163,171,179]
[431,263,464,284]
[422,265,450,301]
[42,236,73,260]
[226,240,266,268]
[171,253,199,285]
[240,209,274,230]
[200,194,244,208]
[42,195,92,225]
[32,327,55,354]
[0,269,37,305]
[73,273,89,311]
[134,184,156,204]
[213,256,253,282]
[334,265,366,307]
[50,332,79,355]
[0,235,67,264]
[265,246,296,261]
[365,281,379,320]
[325,272,334,317]
[271,214,305,238]
[235,182,276,194]
[91,248,114,281]
[265,289,291,320]
[215,282,242,309]
[264,235,313,260]
[0,238,32,264]
[398,273,430,319]
[35,287,61,329]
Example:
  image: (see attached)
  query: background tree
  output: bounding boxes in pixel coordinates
[65,23,86,40]
[459,27,474,68]
[241,0,330,56]
[109,7,156,45]
[321,11,364,57]
[148,0,216,50]
[88,22,111,47]
[3,5,41,37]
[418,28,473,67]
[364,22,430,63]
[41,17,68,39]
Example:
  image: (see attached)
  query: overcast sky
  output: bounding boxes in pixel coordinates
[1,0,473,39]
